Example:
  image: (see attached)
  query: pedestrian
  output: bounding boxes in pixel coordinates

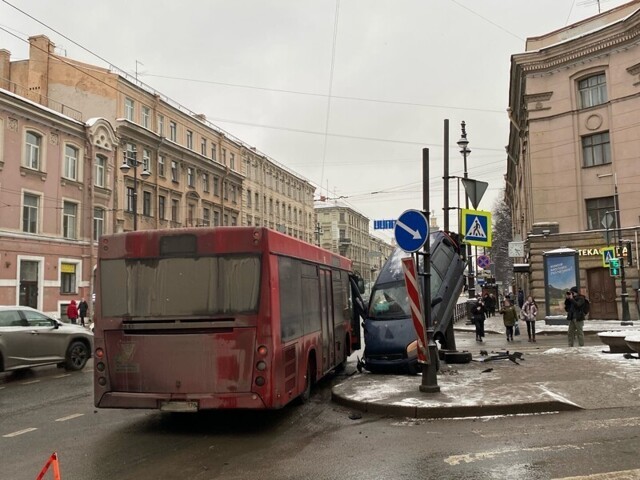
[500,298,518,342]
[567,286,588,347]
[78,298,89,327]
[517,287,525,309]
[66,299,78,325]
[472,298,486,342]
[522,295,538,342]
[489,293,497,317]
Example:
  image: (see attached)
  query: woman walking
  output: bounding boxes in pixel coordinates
[472,298,486,342]
[522,295,538,342]
[500,298,518,342]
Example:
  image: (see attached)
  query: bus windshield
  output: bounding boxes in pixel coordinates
[100,254,260,317]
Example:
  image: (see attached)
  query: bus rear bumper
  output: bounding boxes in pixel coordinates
[96,392,268,410]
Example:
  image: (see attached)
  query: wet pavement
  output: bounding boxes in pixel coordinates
[332,316,640,418]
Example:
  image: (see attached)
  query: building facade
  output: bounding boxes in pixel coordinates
[0,87,117,317]
[506,1,640,320]
[1,35,315,239]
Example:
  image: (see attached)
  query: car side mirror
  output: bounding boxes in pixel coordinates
[53,320,60,329]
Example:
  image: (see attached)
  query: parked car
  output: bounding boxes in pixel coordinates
[0,306,93,372]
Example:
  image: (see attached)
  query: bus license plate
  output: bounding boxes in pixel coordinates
[160,401,198,412]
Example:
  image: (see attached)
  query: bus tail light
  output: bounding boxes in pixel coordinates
[96,362,106,372]
[256,361,267,371]
[255,376,265,386]
[257,345,268,356]
[95,348,104,359]
[97,377,107,386]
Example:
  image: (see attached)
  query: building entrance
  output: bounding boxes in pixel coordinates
[19,260,39,308]
[586,267,617,319]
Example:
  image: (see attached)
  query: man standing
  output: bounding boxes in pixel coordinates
[78,298,89,327]
[568,286,587,347]
[517,287,525,309]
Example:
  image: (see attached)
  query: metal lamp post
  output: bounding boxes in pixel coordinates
[119,150,150,231]
[457,121,474,299]
[613,183,631,324]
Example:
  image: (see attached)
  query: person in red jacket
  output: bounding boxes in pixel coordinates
[66,299,79,325]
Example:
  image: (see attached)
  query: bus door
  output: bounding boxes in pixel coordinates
[319,268,334,372]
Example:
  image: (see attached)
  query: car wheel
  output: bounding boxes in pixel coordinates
[65,341,90,371]
[443,351,472,364]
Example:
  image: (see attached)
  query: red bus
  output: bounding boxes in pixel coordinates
[93,227,365,411]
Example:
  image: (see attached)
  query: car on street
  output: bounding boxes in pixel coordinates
[0,306,93,372]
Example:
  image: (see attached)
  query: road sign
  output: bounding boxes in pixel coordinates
[401,257,429,364]
[477,254,491,270]
[609,257,621,277]
[461,178,489,210]
[373,219,396,230]
[601,246,616,267]
[394,209,429,253]
[461,209,492,247]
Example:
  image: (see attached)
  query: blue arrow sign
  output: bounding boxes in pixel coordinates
[394,209,429,253]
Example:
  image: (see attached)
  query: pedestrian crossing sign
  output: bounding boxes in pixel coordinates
[601,246,616,267]
[461,209,492,247]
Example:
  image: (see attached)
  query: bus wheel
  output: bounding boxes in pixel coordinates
[299,359,314,404]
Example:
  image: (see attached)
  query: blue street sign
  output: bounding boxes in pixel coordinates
[477,254,491,270]
[394,209,429,253]
[373,219,396,230]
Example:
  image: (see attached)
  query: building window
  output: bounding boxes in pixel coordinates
[25,131,41,170]
[60,263,76,294]
[157,115,165,136]
[64,145,79,180]
[171,160,179,182]
[255,192,259,211]
[203,207,211,226]
[187,167,195,187]
[223,182,228,200]
[143,191,152,216]
[124,98,135,121]
[578,73,607,109]
[211,144,217,161]
[186,130,193,149]
[586,196,615,230]
[141,106,150,128]
[188,204,195,226]
[169,121,177,141]
[213,176,220,196]
[95,155,106,188]
[222,148,227,165]
[203,173,210,193]
[23,193,39,233]
[201,138,207,156]
[93,207,105,241]
[63,201,77,239]
[142,149,151,173]
[230,153,235,170]
[171,199,179,222]
[231,185,237,203]
[158,155,165,177]
[214,211,220,226]
[582,131,611,167]
[247,189,252,208]
[126,187,135,213]
[158,195,166,220]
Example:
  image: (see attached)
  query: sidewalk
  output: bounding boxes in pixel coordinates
[331,318,640,418]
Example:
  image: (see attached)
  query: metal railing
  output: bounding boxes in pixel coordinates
[2,78,83,122]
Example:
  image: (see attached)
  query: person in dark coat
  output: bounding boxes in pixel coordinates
[517,288,525,309]
[567,286,587,347]
[66,300,78,325]
[78,298,89,327]
[472,299,486,342]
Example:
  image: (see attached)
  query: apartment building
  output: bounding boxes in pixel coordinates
[315,201,393,285]
[0,86,117,316]
[506,1,640,320]
[1,35,314,238]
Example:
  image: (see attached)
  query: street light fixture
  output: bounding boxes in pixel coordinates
[457,121,475,299]
[119,150,151,231]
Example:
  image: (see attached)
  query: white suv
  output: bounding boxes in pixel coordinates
[0,306,94,372]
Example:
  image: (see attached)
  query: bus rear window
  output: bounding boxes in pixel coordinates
[100,255,260,317]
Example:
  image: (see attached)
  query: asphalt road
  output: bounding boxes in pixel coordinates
[1,331,639,480]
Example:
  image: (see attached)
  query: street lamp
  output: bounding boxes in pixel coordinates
[457,121,475,299]
[613,182,632,324]
[119,150,150,231]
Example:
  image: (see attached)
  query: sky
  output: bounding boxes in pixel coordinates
[0,0,631,245]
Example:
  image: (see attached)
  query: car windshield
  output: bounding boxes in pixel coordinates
[368,282,410,319]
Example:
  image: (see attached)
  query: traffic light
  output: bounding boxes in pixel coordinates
[609,257,620,277]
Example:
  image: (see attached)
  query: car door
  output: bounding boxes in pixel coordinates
[0,309,31,370]
[19,310,66,364]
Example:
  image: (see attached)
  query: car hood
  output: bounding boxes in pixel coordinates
[59,322,93,335]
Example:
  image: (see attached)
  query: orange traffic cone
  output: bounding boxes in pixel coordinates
[35,452,62,480]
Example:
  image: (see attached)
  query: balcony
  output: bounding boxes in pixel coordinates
[339,237,351,245]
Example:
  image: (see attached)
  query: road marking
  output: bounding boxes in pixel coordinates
[55,413,85,422]
[3,427,37,438]
[444,442,601,465]
[553,468,640,479]
[20,380,41,385]
[53,374,71,379]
